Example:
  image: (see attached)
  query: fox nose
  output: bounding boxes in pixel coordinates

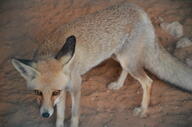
[42,112,50,118]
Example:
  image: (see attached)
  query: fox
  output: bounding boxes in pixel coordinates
[11,2,192,127]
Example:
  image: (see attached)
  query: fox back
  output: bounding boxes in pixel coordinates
[37,3,155,74]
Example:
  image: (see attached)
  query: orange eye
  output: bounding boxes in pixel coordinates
[52,90,61,96]
[34,90,42,96]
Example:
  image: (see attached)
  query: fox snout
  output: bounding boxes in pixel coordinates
[40,106,54,118]
[33,89,62,119]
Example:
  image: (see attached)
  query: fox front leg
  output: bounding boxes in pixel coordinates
[56,91,66,127]
[70,90,81,127]
[70,74,82,127]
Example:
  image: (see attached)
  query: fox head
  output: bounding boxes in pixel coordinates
[11,35,76,118]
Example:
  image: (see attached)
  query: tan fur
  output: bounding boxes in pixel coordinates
[36,59,63,85]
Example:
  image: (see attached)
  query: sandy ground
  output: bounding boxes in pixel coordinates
[1,0,192,127]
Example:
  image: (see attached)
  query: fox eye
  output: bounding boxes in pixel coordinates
[52,90,61,96]
[34,90,42,96]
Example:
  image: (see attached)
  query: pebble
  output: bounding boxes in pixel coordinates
[185,57,192,67]
[176,37,192,48]
[161,21,183,38]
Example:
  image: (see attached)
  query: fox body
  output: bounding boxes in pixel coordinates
[12,2,192,127]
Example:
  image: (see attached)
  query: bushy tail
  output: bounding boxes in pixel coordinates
[145,42,192,91]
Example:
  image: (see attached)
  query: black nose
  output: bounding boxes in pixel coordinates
[42,112,50,118]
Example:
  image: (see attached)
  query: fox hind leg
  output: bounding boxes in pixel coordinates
[108,55,128,90]
[108,68,128,90]
[129,68,153,117]
[109,54,153,117]
[110,52,153,117]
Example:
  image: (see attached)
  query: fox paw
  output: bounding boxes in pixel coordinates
[108,82,122,90]
[56,124,64,127]
[56,121,64,127]
[133,107,148,118]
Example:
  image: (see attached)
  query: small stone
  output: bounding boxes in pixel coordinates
[158,16,164,22]
[185,58,192,67]
[176,37,192,48]
[161,21,183,38]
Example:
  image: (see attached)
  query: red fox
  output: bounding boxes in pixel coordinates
[11,2,192,127]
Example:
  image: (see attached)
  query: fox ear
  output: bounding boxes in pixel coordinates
[55,35,76,65]
[11,58,39,81]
